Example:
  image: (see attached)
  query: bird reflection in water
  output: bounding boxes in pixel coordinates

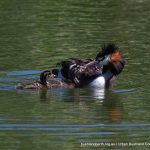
[19,87,124,123]
[102,90,124,122]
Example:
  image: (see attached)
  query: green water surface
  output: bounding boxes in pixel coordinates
[0,0,150,149]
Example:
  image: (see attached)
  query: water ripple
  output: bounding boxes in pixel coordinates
[0,123,150,127]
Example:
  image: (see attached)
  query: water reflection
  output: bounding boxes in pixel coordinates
[16,86,105,101]
[103,91,124,122]
[16,85,125,124]
[89,88,105,100]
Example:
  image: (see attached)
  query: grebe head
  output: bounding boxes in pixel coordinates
[40,70,51,85]
[95,43,118,60]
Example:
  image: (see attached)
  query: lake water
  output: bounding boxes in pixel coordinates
[0,0,150,149]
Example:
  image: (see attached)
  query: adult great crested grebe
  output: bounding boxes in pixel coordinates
[60,43,125,88]
[16,43,125,89]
